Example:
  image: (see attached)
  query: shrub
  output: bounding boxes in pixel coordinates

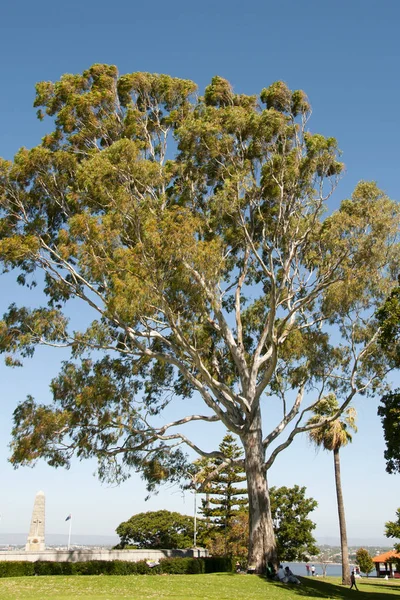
[34,561,64,576]
[0,561,35,577]
[159,557,192,574]
[187,558,204,574]
[131,560,152,574]
[0,556,232,578]
[203,556,234,573]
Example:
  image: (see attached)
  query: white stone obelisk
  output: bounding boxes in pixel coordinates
[25,490,45,551]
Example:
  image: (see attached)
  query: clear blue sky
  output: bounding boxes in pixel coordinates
[0,0,399,546]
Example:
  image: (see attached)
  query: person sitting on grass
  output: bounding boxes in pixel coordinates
[285,566,301,584]
[276,565,288,583]
[266,561,276,579]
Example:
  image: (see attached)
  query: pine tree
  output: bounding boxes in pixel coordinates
[195,433,248,554]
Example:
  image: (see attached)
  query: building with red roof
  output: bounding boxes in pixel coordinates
[372,550,400,578]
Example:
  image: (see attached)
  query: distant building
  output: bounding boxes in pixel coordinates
[373,550,400,578]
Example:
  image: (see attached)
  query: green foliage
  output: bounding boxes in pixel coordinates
[270,485,319,561]
[377,391,400,474]
[377,284,400,358]
[115,510,197,549]
[203,556,234,573]
[0,561,35,577]
[3,557,233,578]
[191,433,248,556]
[197,482,318,563]
[1,66,397,483]
[0,558,220,578]
[307,394,357,452]
[376,285,400,474]
[158,557,203,574]
[196,434,248,528]
[194,436,316,562]
[355,548,374,576]
[1,63,399,569]
[385,507,400,554]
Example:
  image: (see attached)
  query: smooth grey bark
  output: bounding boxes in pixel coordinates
[242,409,277,572]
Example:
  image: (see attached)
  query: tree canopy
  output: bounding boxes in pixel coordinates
[376,284,400,474]
[115,510,198,549]
[355,548,374,576]
[307,394,357,452]
[385,507,400,553]
[0,64,399,571]
[270,485,318,561]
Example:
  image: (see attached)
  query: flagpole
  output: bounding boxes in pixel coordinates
[193,491,197,547]
[68,518,72,550]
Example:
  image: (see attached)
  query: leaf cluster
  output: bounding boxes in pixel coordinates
[115,510,199,549]
[355,548,375,575]
[377,391,400,474]
[0,65,399,490]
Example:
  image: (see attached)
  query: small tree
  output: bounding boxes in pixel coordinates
[193,433,248,555]
[198,435,248,540]
[318,550,330,577]
[270,485,319,561]
[115,510,201,549]
[356,547,374,577]
[203,512,249,560]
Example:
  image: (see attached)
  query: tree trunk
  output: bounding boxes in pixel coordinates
[205,492,210,529]
[333,448,350,585]
[242,410,277,573]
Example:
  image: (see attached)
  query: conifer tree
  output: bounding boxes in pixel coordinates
[195,433,248,554]
[199,434,248,526]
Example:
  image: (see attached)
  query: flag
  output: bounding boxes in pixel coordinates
[65,514,71,521]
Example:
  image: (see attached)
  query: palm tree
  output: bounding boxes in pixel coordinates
[307,394,357,586]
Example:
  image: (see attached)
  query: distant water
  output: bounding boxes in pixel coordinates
[284,562,376,578]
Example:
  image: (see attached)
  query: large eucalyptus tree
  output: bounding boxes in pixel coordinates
[0,64,398,571]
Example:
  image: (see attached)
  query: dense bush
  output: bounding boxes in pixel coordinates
[0,561,35,577]
[0,556,233,578]
[158,557,204,574]
[203,556,235,573]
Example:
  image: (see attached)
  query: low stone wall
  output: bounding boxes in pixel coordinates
[0,547,208,563]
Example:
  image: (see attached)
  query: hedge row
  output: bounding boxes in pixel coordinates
[0,556,234,578]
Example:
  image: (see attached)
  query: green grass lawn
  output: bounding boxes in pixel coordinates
[0,573,399,600]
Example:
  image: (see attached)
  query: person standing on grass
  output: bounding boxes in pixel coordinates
[350,570,359,590]
[311,564,315,576]
[306,564,310,576]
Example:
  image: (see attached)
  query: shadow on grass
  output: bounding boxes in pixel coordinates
[358,582,400,593]
[260,576,400,599]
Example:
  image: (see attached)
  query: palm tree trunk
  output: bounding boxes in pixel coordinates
[333,448,350,585]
